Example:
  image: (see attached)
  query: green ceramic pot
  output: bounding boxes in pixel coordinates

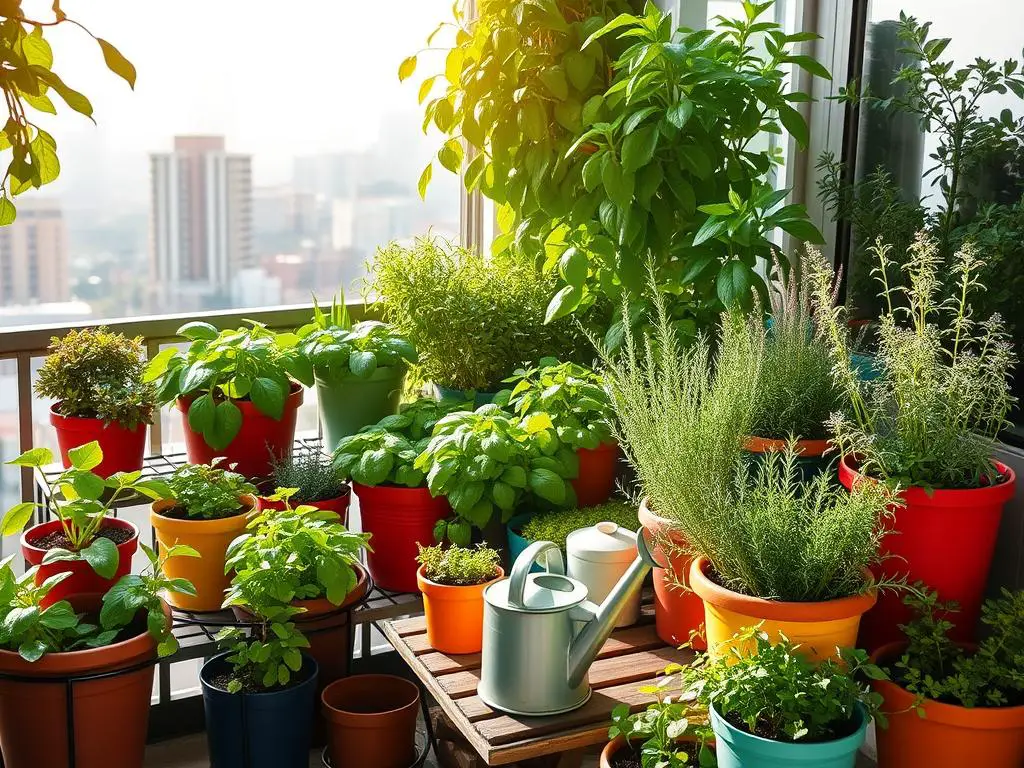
[317,365,406,451]
[710,702,867,768]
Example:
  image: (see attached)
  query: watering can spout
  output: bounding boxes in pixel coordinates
[567,527,658,688]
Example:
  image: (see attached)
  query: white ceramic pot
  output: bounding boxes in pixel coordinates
[566,521,641,628]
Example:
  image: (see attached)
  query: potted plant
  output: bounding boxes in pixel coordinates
[745,271,841,466]
[677,628,886,768]
[333,397,464,592]
[35,327,155,478]
[0,543,196,768]
[602,694,714,768]
[259,449,351,523]
[807,236,1018,648]
[223,489,371,729]
[145,320,306,479]
[499,358,619,507]
[150,461,257,612]
[293,292,417,449]
[415,543,504,654]
[368,235,599,400]
[509,499,638,564]
[2,442,167,605]
[204,603,319,768]
[687,444,893,661]
[321,674,421,768]
[871,588,1024,767]
[414,403,578,547]
[599,293,761,650]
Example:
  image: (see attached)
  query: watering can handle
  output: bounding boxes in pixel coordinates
[508,540,564,609]
[635,526,663,568]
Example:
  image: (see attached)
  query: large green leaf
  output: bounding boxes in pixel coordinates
[528,468,567,505]
[80,537,119,580]
[187,392,216,434]
[67,441,103,472]
[250,377,285,420]
[206,401,242,451]
[621,124,659,172]
[716,260,755,310]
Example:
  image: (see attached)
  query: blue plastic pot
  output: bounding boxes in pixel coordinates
[710,702,867,768]
[201,652,319,768]
[431,384,497,408]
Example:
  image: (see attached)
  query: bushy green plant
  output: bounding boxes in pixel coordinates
[676,627,887,742]
[415,404,578,545]
[888,587,1024,708]
[161,461,256,520]
[609,690,714,768]
[215,602,311,693]
[750,271,842,441]
[416,543,501,587]
[368,235,597,392]
[0,543,196,661]
[268,451,346,504]
[333,397,470,489]
[292,291,417,385]
[35,327,154,428]
[223,488,369,610]
[520,500,638,551]
[807,235,1018,489]
[145,321,304,451]
[2,442,169,578]
[498,358,614,451]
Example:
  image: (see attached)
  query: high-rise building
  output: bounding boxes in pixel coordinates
[0,198,70,305]
[149,136,253,311]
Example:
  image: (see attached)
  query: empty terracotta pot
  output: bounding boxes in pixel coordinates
[322,674,420,768]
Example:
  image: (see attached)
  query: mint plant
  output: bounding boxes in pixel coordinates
[416,543,501,587]
[145,321,304,451]
[215,602,312,692]
[415,404,577,544]
[292,291,417,385]
[609,699,714,768]
[498,358,614,451]
[162,461,256,520]
[2,442,169,578]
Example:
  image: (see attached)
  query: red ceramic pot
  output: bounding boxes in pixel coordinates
[353,483,451,593]
[839,455,1017,649]
[22,518,139,607]
[257,487,351,526]
[178,383,303,480]
[637,499,706,650]
[50,403,147,478]
[573,441,620,508]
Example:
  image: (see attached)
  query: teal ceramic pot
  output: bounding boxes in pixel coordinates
[506,513,534,564]
[710,702,867,768]
[432,384,497,408]
[317,365,406,451]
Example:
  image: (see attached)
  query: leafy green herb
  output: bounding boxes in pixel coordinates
[608,696,715,768]
[162,461,256,521]
[268,450,346,504]
[215,602,311,693]
[2,442,169,578]
[520,500,638,552]
[497,358,614,451]
[35,327,154,429]
[415,404,578,544]
[416,543,501,587]
[145,321,304,451]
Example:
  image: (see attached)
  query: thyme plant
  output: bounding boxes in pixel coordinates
[416,543,501,587]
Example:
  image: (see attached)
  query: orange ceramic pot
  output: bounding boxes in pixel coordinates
[416,565,504,654]
[150,495,256,611]
[637,499,706,650]
[689,556,876,662]
[871,642,1024,768]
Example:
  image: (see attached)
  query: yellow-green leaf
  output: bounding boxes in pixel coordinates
[0,197,16,226]
[417,163,432,200]
[398,55,417,82]
[23,30,53,69]
[418,75,437,104]
[97,38,137,89]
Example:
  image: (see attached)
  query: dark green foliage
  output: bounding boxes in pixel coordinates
[416,543,501,587]
[521,500,638,551]
[164,462,256,520]
[35,327,154,428]
[268,451,346,505]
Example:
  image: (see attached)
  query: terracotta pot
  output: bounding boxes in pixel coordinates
[177,383,304,480]
[256,487,351,526]
[839,455,1016,649]
[354,483,451,592]
[150,495,255,612]
[50,403,147,478]
[870,642,1024,767]
[22,518,139,607]
[0,594,163,768]
[321,674,420,768]
[637,499,706,650]
[416,565,504,654]
[573,441,620,507]
[743,436,830,456]
[601,733,710,767]
[689,556,876,662]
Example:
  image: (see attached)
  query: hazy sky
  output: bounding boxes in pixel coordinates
[24,0,451,212]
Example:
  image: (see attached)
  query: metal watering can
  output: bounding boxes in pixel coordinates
[477,532,658,716]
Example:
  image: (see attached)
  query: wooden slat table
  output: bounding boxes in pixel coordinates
[380,600,694,766]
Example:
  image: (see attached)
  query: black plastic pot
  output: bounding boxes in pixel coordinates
[201,652,319,768]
